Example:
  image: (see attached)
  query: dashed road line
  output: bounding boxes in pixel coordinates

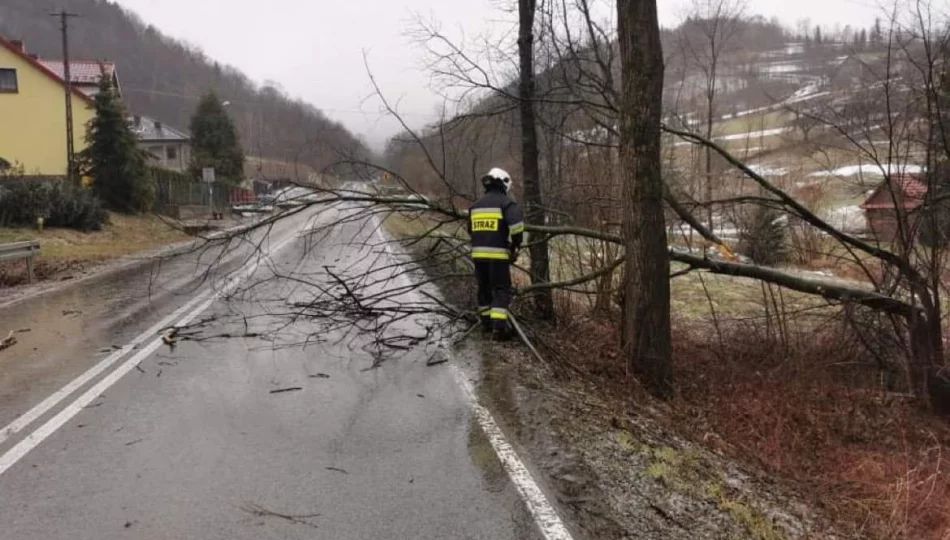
[0,221,306,477]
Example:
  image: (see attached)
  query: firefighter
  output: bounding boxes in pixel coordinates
[468,167,525,340]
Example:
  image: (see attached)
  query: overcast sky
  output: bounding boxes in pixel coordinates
[112,0,884,152]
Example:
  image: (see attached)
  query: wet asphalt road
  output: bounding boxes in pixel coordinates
[0,207,544,539]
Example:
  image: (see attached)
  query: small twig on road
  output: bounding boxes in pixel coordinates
[184,331,265,342]
[241,503,320,529]
[427,322,479,366]
[452,322,480,346]
[308,373,331,379]
[325,466,349,475]
[269,387,303,394]
[426,354,448,366]
[0,331,16,352]
[124,438,144,447]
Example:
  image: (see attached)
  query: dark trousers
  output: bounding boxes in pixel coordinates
[474,260,512,331]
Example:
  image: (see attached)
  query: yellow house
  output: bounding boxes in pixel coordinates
[0,37,96,176]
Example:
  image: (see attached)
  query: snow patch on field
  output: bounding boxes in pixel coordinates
[747,164,788,177]
[760,61,801,74]
[672,127,789,147]
[717,127,791,141]
[809,164,923,177]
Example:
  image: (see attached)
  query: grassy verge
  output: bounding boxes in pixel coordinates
[0,213,189,286]
[715,110,791,137]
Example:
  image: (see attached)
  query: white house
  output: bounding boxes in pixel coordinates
[129,115,190,173]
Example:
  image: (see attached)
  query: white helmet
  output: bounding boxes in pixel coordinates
[483,167,512,193]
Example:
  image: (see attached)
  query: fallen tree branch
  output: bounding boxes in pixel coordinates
[670,250,919,317]
[306,188,919,323]
[660,123,925,287]
[663,185,723,246]
[509,313,547,365]
[520,257,625,294]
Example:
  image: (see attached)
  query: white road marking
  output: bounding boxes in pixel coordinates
[0,223,305,477]
[370,217,575,540]
[0,291,211,446]
[449,364,574,540]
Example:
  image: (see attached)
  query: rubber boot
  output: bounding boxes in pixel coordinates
[491,321,513,342]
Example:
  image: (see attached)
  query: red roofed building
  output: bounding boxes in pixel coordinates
[860,174,928,241]
[37,59,120,98]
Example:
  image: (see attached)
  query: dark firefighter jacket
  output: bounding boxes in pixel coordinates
[467,189,525,261]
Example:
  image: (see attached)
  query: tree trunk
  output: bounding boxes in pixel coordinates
[518,0,555,319]
[705,99,715,231]
[909,308,950,416]
[617,0,673,399]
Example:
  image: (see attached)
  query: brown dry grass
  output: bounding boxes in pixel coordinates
[534,305,950,540]
[0,213,188,286]
[673,321,950,540]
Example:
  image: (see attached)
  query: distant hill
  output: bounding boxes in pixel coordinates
[382,14,892,215]
[0,0,368,175]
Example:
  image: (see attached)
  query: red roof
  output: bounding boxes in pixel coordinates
[861,174,928,210]
[37,60,116,85]
[0,36,94,105]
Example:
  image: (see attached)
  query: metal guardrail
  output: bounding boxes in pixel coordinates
[0,241,41,284]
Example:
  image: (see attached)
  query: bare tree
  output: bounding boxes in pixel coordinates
[678,0,747,230]
[518,0,555,318]
[334,0,950,415]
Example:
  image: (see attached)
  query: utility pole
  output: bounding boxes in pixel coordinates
[51,9,80,185]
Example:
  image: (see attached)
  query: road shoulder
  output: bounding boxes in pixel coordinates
[471,336,847,540]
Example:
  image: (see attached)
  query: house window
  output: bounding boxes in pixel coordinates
[0,69,17,93]
[166,145,178,160]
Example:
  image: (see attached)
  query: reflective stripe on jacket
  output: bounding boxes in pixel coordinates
[467,190,524,261]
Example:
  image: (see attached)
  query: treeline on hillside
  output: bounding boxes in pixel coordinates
[383,9,901,206]
[382,12,791,216]
[660,14,789,58]
[0,0,368,171]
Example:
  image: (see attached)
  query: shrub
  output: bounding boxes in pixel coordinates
[0,178,106,231]
[737,204,789,266]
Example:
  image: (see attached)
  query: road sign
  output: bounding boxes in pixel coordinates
[202,167,215,184]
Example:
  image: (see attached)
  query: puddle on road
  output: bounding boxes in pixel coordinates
[467,414,507,491]
[464,342,548,540]
[464,341,521,494]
